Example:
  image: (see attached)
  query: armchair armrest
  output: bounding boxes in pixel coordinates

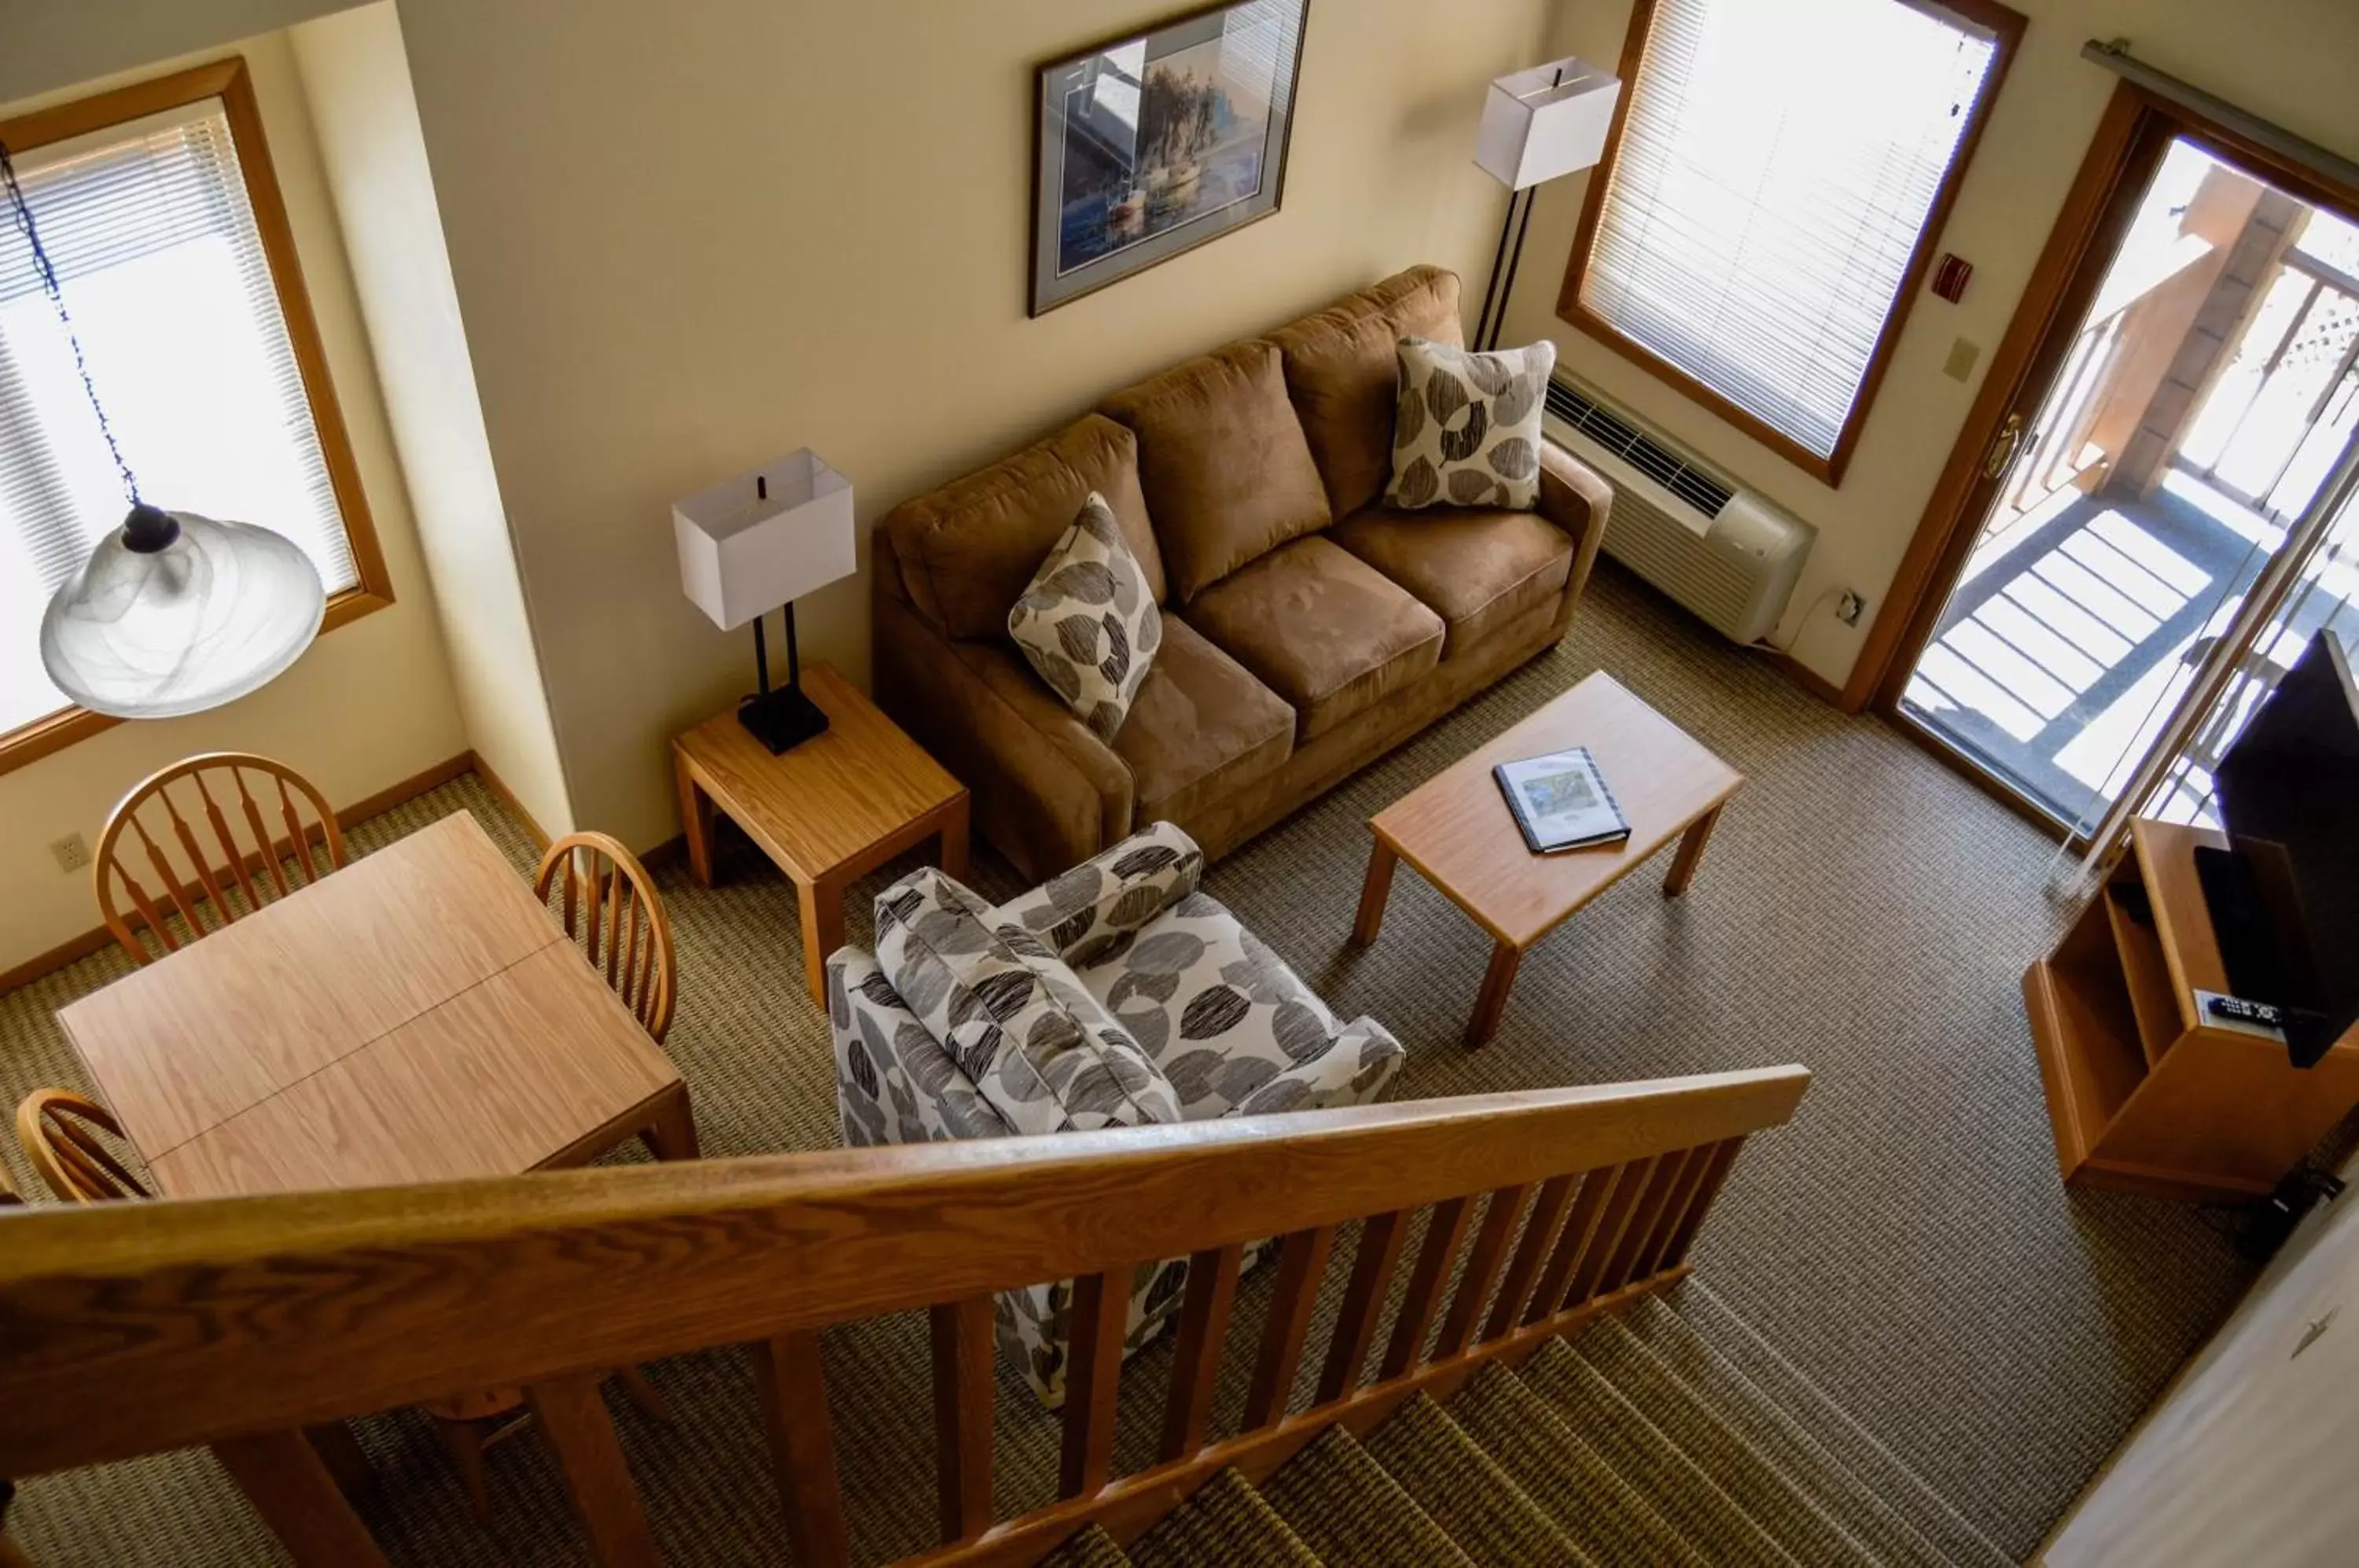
[991,821,1205,967]
[1230,1016,1405,1116]
[1538,439,1614,633]
[873,585,1135,882]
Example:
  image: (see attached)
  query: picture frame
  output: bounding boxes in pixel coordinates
[1029,0,1311,316]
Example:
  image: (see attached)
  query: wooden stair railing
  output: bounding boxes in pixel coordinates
[0,1067,1809,1567]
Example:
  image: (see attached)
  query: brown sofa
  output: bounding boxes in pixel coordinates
[873,266,1614,884]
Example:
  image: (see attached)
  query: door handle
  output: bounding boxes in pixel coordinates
[1985,412,2025,480]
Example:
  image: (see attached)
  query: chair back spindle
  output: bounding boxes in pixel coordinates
[535,834,676,1044]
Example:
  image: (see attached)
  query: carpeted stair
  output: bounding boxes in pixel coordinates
[1043,1285,2011,1568]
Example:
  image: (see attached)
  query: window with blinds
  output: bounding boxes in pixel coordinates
[1570,0,2018,479]
[0,93,358,741]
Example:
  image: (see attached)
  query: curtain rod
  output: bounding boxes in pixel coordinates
[2082,39,2359,194]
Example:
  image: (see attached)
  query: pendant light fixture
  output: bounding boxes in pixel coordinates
[3,138,325,720]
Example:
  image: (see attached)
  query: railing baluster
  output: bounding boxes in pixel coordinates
[526,1372,661,1567]
[930,1297,995,1544]
[1567,1154,1657,1306]
[1635,1143,1718,1279]
[1062,1270,1128,1498]
[1244,1225,1335,1430]
[212,1428,388,1567]
[1484,1173,1577,1342]
[756,1331,850,1568]
[1435,1184,1533,1358]
[1600,1152,1687,1296]
[1660,1136,1744,1268]
[1529,1165,1618,1324]
[1160,1243,1242,1463]
[1317,1209,1410,1404]
[1380,1196,1473,1378]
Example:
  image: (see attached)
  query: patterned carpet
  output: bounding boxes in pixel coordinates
[0,561,2262,1564]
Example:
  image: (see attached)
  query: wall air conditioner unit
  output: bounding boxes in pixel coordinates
[1544,377,1813,646]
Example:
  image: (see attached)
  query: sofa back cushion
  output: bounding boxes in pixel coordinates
[873,866,1180,1136]
[1099,340,1330,603]
[1268,266,1464,519]
[881,414,1164,642]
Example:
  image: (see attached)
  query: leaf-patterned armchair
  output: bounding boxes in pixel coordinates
[829,822,1404,1408]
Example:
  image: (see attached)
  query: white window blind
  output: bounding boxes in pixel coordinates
[1578,0,2000,462]
[0,99,353,737]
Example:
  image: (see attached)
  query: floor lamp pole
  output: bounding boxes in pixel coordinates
[1477,186,1539,352]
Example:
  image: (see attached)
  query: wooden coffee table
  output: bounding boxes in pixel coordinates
[1352,672,1743,1046]
[674,662,970,1007]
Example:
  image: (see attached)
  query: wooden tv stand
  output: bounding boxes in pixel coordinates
[2024,818,2359,1203]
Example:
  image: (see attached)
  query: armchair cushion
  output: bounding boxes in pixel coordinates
[1073,887,1404,1119]
[1329,504,1574,658]
[874,867,1180,1137]
[990,819,1206,966]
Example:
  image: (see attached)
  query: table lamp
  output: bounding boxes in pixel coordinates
[1471,55,1621,349]
[674,449,856,753]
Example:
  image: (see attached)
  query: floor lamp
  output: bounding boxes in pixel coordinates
[1472,56,1622,351]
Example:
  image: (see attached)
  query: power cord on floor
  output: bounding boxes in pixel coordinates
[1748,585,1846,657]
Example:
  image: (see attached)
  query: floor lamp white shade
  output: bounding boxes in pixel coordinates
[673,449,856,631]
[39,507,326,720]
[1474,56,1621,191]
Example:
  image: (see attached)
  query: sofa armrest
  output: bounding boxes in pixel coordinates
[873,585,1135,882]
[991,821,1205,967]
[1538,438,1613,633]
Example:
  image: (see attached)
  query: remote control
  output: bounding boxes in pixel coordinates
[2208,995,2284,1029]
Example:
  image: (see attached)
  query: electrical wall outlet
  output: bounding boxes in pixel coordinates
[50,832,91,874]
[1836,591,1866,627]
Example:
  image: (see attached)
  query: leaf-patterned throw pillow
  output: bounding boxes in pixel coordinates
[1008,491,1162,740]
[1384,336,1556,512]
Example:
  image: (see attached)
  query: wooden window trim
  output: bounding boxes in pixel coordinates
[0,57,392,778]
[1555,0,2028,488]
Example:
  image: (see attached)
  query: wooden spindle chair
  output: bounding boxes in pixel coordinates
[95,753,347,966]
[14,1091,150,1204]
[534,833,676,1044]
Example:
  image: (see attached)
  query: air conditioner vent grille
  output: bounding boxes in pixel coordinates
[1544,380,1735,518]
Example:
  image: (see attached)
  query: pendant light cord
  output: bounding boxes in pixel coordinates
[0,138,143,507]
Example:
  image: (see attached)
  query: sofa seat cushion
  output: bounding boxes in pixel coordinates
[1329,505,1574,658]
[872,867,1180,1136]
[1181,536,1444,742]
[1073,890,1407,1120]
[882,414,1165,642]
[1113,619,1295,826]
[1098,341,1332,602]
[1268,266,1465,519]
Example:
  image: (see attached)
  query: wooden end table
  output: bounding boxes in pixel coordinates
[673,662,970,1006]
[1352,672,1743,1047]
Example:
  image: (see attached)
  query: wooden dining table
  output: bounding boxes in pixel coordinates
[60,810,696,1199]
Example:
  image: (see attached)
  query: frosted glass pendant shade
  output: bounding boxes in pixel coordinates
[39,506,326,719]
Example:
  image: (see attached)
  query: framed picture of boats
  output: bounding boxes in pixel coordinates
[1030,0,1310,315]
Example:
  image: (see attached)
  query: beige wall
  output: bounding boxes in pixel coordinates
[1503,0,2359,690]
[388,0,1556,851]
[289,3,575,840]
[0,27,467,970]
[2038,1149,2359,1565]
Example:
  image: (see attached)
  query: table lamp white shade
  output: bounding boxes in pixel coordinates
[1474,56,1621,190]
[673,449,856,631]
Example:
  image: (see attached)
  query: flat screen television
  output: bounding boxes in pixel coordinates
[2195,629,2359,1069]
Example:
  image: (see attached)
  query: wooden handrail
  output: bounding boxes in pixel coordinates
[0,1066,1809,1566]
